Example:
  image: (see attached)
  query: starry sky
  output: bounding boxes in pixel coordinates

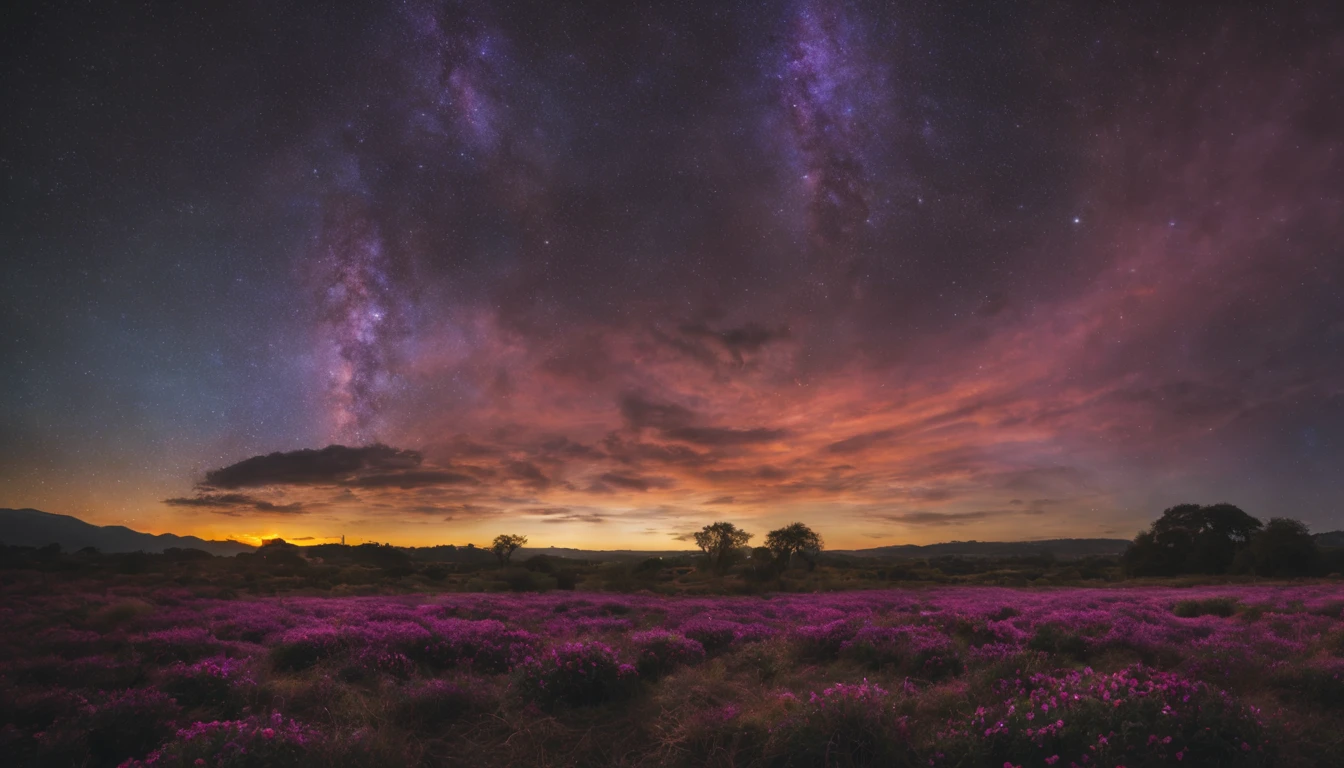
[2,0,1342,549]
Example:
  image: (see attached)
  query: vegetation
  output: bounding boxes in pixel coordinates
[3,504,1344,765]
[693,521,753,573]
[1123,503,1327,578]
[765,522,824,571]
[2,584,1342,766]
[488,534,528,568]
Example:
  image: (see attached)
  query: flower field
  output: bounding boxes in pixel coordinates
[4,585,1344,766]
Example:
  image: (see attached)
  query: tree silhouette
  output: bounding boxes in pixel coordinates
[1124,503,1261,576]
[491,534,528,568]
[765,522,824,570]
[693,522,752,573]
[1249,518,1318,577]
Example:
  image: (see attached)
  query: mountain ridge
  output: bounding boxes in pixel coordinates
[0,508,254,556]
[6,508,1341,561]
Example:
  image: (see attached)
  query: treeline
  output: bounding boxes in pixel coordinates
[1123,503,1342,577]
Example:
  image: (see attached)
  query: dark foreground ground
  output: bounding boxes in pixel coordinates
[4,584,1344,767]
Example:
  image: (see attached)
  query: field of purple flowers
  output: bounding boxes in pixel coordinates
[4,585,1344,767]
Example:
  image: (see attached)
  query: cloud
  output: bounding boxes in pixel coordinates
[675,322,790,365]
[203,444,422,488]
[505,460,551,489]
[602,434,711,467]
[619,393,695,430]
[520,506,608,524]
[454,503,501,517]
[523,506,573,516]
[540,333,615,383]
[348,470,480,489]
[538,436,605,460]
[540,513,607,524]
[705,495,735,505]
[684,322,788,352]
[824,429,900,454]
[875,510,1020,526]
[162,493,305,515]
[663,426,788,446]
[618,394,786,448]
[703,466,791,483]
[598,472,675,491]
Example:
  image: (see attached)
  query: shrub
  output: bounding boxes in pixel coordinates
[764,681,913,766]
[731,622,775,644]
[514,642,638,709]
[661,701,770,766]
[421,619,538,673]
[679,618,740,653]
[270,627,360,671]
[394,680,484,729]
[120,712,322,767]
[158,657,252,712]
[630,631,705,679]
[346,647,417,680]
[6,654,147,690]
[211,613,287,644]
[792,619,858,660]
[134,627,224,663]
[0,686,87,731]
[501,567,556,592]
[940,665,1272,767]
[1270,660,1344,709]
[81,687,182,764]
[1027,623,1089,660]
[1174,597,1239,618]
[38,627,116,658]
[353,620,432,656]
[840,625,964,681]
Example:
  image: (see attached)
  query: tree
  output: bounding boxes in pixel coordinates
[491,534,528,568]
[693,522,752,573]
[765,522,824,570]
[749,546,780,579]
[1124,503,1262,576]
[1248,518,1319,577]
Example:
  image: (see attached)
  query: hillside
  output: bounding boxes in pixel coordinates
[0,508,254,556]
[0,508,1143,561]
[1315,530,1344,549]
[835,537,1132,559]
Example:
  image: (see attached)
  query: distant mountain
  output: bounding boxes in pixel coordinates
[1315,531,1344,549]
[835,538,1132,560]
[459,540,1133,562]
[0,508,1137,561]
[0,508,254,556]
[514,547,699,562]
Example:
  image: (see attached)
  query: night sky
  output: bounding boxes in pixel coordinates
[2,1,1341,549]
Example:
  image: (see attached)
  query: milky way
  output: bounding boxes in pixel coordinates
[779,0,885,251]
[310,197,405,444]
[2,0,1341,547]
